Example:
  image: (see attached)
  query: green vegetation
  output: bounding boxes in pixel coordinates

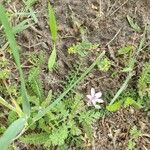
[0,1,149,150]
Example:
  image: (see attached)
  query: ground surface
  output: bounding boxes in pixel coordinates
[1,0,150,150]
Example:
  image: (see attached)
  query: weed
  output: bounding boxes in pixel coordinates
[20,93,103,148]
[97,57,111,72]
[68,40,99,56]
[128,126,142,150]
[138,61,150,98]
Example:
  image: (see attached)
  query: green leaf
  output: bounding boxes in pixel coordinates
[0,4,31,116]
[128,140,136,150]
[48,44,57,71]
[0,4,20,66]
[49,125,68,146]
[21,132,49,145]
[127,15,141,32]
[25,0,38,8]
[0,96,17,113]
[124,97,141,109]
[97,57,111,72]
[48,2,57,43]
[13,19,33,34]
[0,118,26,150]
[118,45,134,55]
[68,40,99,56]
[130,126,142,139]
[106,100,123,112]
[41,90,52,107]
[28,67,44,99]
[71,126,82,136]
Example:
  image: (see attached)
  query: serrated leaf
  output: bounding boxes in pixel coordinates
[0,118,26,150]
[49,125,68,146]
[118,45,134,55]
[127,15,141,32]
[130,126,142,139]
[106,101,123,112]
[97,57,111,72]
[48,2,57,43]
[71,126,82,136]
[21,132,49,145]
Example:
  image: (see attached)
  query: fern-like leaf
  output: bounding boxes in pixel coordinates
[28,67,44,99]
[20,132,49,145]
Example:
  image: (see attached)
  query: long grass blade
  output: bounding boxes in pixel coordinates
[48,2,57,43]
[0,118,26,150]
[0,4,30,116]
[48,3,57,71]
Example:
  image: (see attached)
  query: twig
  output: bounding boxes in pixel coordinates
[105,27,122,47]
[109,0,129,17]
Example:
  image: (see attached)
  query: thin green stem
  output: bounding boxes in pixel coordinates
[109,72,133,105]
[0,96,17,113]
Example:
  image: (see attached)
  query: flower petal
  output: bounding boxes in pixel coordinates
[91,88,95,97]
[95,91,102,98]
[86,95,92,100]
[96,98,104,103]
[92,99,96,106]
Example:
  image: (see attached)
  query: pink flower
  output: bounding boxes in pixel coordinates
[86,88,104,109]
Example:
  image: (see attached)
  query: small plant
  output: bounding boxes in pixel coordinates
[106,96,141,112]
[138,61,150,98]
[20,93,103,148]
[128,126,142,150]
[97,57,111,72]
[68,40,99,57]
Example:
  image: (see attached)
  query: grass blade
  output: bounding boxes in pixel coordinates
[48,44,56,71]
[127,15,141,32]
[13,19,33,34]
[0,96,17,113]
[0,118,26,150]
[48,2,57,43]
[0,4,30,116]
